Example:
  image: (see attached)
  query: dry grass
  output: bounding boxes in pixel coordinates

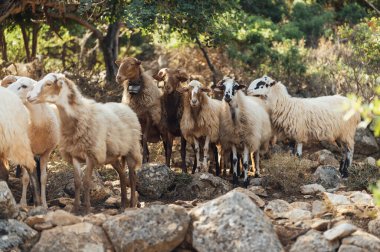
[345,163,380,191]
[261,153,319,194]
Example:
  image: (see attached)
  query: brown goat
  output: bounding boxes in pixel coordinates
[153,68,189,172]
[116,57,165,164]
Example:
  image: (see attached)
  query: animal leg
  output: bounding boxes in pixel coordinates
[194,138,201,173]
[83,156,96,214]
[296,143,303,158]
[232,145,238,187]
[243,145,250,188]
[166,133,174,168]
[202,136,210,172]
[20,167,29,207]
[180,136,187,173]
[39,152,50,208]
[142,116,151,163]
[212,144,220,176]
[126,155,138,208]
[72,158,82,213]
[254,152,261,177]
[112,159,127,210]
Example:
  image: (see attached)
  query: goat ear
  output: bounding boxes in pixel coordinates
[135,59,141,65]
[153,69,166,81]
[200,87,211,93]
[176,86,189,93]
[115,59,122,66]
[177,69,188,82]
[236,83,246,90]
[269,80,276,86]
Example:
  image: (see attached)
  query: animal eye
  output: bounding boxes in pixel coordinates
[46,82,52,86]
[21,85,27,89]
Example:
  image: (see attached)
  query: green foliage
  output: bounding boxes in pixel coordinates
[337,3,367,25]
[240,0,288,23]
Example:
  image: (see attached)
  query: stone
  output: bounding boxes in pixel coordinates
[103,205,189,252]
[324,223,358,241]
[311,219,331,231]
[368,218,380,237]
[0,181,19,219]
[348,191,374,206]
[28,206,48,216]
[338,244,365,252]
[25,215,46,228]
[184,172,232,200]
[136,163,175,199]
[365,157,377,166]
[309,149,339,166]
[248,186,268,197]
[31,222,113,252]
[314,166,341,189]
[312,200,328,217]
[0,219,38,251]
[323,192,350,207]
[250,177,263,186]
[189,191,283,252]
[341,230,380,251]
[83,213,108,226]
[264,199,292,219]
[104,195,121,208]
[46,210,82,227]
[354,127,379,155]
[300,183,326,195]
[232,188,266,208]
[290,230,340,252]
[290,202,312,211]
[33,222,54,231]
[284,208,313,221]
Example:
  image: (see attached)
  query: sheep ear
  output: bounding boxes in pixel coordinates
[115,59,122,66]
[176,87,189,93]
[236,83,246,90]
[176,69,188,82]
[269,80,276,86]
[200,87,211,93]
[153,69,166,81]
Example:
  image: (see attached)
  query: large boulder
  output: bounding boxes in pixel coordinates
[102,205,190,252]
[189,191,283,252]
[290,230,339,252]
[31,222,113,252]
[341,230,380,251]
[185,173,232,200]
[137,163,175,200]
[313,166,341,189]
[0,219,38,251]
[354,127,379,155]
[0,181,19,219]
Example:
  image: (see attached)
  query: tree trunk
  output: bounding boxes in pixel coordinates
[0,27,8,62]
[100,22,121,85]
[20,24,31,62]
[195,36,220,84]
[31,23,40,59]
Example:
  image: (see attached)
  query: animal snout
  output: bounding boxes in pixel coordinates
[27,95,36,103]
[224,95,231,103]
[116,75,123,83]
[191,99,197,105]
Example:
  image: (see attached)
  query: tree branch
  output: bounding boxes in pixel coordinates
[363,0,380,15]
[47,12,103,39]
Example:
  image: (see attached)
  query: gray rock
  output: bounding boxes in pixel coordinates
[324,223,358,241]
[338,244,365,252]
[189,191,283,252]
[0,219,38,251]
[290,230,339,252]
[341,230,380,251]
[103,205,189,252]
[248,186,268,197]
[312,200,328,217]
[0,181,19,219]
[309,149,339,166]
[368,218,380,237]
[137,163,175,199]
[185,172,232,200]
[354,127,379,155]
[284,208,313,221]
[314,166,341,189]
[348,191,374,206]
[300,183,326,195]
[264,199,292,219]
[290,201,312,211]
[365,157,377,166]
[231,188,265,208]
[250,177,263,186]
[311,219,331,231]
[31,222,113,252]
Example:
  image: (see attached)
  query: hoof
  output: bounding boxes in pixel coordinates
[243,180,249,188]
[254,173,261,178]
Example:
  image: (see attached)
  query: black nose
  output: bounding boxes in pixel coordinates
[224,95,231,102]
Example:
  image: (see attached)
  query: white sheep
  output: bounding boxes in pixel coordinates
[213,77,272,186]
[247,75,361,177]
[0,86,41,205]
[27,73,142,213]
[8,77,60,208]
[177,80,223,174]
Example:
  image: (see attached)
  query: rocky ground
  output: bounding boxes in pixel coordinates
[0,127,379,252]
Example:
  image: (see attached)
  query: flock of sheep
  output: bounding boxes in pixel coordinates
[0,56,360,214]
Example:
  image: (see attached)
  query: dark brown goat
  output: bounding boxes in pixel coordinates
[153,68,189,172]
